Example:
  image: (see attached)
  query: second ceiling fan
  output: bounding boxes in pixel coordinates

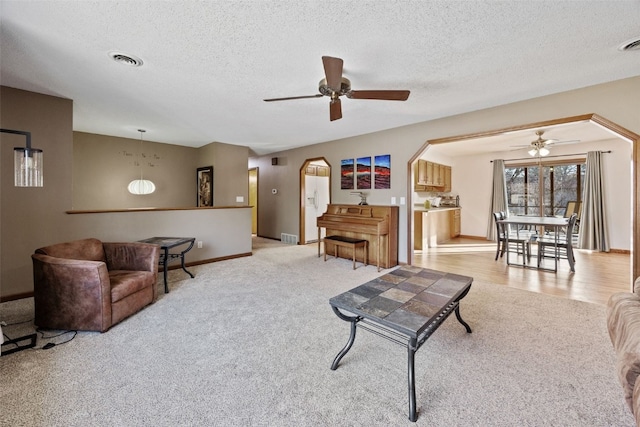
[264,56,410,121]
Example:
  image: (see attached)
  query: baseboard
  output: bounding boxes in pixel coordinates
[610,248,631,254]
[0,291,33,303]
[184,252,253,267]
[458,235,490,241]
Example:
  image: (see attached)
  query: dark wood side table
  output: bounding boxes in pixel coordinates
[329,266,473,422]
[138,237,196,293]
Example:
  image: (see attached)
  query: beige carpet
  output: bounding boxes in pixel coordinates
[0,237,633,426]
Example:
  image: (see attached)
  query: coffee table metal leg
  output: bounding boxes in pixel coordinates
[162,248,169,293]
[408,338,418,422]
[330,307,360,370]
[455,306,472,333]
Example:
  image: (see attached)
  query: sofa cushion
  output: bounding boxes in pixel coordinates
[109,270,157,303]
[36,238,106,263]
[607,291,640,413]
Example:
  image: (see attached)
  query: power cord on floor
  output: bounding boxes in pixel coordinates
[35,328,77,350]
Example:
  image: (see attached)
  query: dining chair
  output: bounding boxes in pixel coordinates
[536,213,578,272]
[493,212,531,264]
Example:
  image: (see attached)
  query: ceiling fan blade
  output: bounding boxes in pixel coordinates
[347,90,410,101]
[263,94,323,102]
[547,139,581,145]
[329,98,342,121]
[322,56,343,92]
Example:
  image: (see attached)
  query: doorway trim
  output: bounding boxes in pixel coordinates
[299,157,331,245]
[248,167,258,235]
[406,113,640,285]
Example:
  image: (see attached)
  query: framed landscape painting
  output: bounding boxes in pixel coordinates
[374,155,391,189]
[197,166,213,207]
[356,156,371,189]
[341,159,354,190]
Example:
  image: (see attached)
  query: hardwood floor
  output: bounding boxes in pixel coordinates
[412,237,632,306]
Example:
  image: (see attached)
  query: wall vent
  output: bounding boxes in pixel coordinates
[281,233,298,245]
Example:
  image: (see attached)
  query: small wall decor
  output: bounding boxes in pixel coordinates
[374,154,391,189]
[197,166,213,207]
[341,159,354,190]
[356,156,371,189]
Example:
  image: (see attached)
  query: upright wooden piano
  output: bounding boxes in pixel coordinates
[317,204,399,269]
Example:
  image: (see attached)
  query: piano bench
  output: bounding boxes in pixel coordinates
[323,236,368,270]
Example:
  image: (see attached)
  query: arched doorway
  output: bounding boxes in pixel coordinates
[406,113,640,283]
[299,158,331,244]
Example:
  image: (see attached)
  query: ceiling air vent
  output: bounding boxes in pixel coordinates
[618,37,640,52]
[108,51,143,67]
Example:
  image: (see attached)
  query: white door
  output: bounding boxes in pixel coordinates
[304,175,329,243]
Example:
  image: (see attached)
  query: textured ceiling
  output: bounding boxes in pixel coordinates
[1,1,639,155]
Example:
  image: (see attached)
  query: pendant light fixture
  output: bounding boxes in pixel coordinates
[128,129,156,195]
[1,128,44,187]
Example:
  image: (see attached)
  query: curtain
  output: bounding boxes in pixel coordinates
[578,151,610,251]
[486,159,508,240]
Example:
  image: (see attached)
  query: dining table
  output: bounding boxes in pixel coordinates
[497,215,569,272]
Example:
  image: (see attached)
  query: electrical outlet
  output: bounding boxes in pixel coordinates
[391,197,397,205]
[197,241,203,249]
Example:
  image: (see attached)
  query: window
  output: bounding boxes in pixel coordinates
[505,160,585,216]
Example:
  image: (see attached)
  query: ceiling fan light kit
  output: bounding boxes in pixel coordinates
[528,130,552,157]
[264,56,410,121]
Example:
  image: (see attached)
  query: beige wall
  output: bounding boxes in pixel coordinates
[73,132,198,209]
[197,141,250,206]
[73,133,250,210]
[249,76,640,267]
[1,86,74,297]
[1,86,251,299]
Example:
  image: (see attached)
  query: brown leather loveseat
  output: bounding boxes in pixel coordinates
[32,238,160,332]
[607,277,640,426]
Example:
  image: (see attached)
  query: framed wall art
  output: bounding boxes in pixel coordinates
[341,159,354,190]
[197,166,213,207]
[374,154,391,189]
[356,156,371,189]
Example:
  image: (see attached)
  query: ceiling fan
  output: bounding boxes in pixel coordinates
[513,130,580,157]
[263,56,410,121]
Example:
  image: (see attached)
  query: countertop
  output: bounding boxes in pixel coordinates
[414,206,461,212]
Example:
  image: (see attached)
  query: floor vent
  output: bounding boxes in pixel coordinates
[281,233,298,245]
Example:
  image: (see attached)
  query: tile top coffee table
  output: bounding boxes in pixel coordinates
[329,265,473,422]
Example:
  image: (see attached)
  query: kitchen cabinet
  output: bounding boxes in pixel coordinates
[306,165,329,176]
[425,161,434,185]
[450,208,461,237]
[413,160,452,192]
[414,207,461,249]
[414,160,428,191]
[443,166,452,192]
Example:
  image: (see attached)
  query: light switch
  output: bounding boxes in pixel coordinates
[400,197,406,205]
[391,197,397,205]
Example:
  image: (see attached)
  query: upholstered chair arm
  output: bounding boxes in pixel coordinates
[32,254,112,332]
[103,242,160,273]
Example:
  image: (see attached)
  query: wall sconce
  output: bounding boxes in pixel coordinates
[0,128,44,187]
